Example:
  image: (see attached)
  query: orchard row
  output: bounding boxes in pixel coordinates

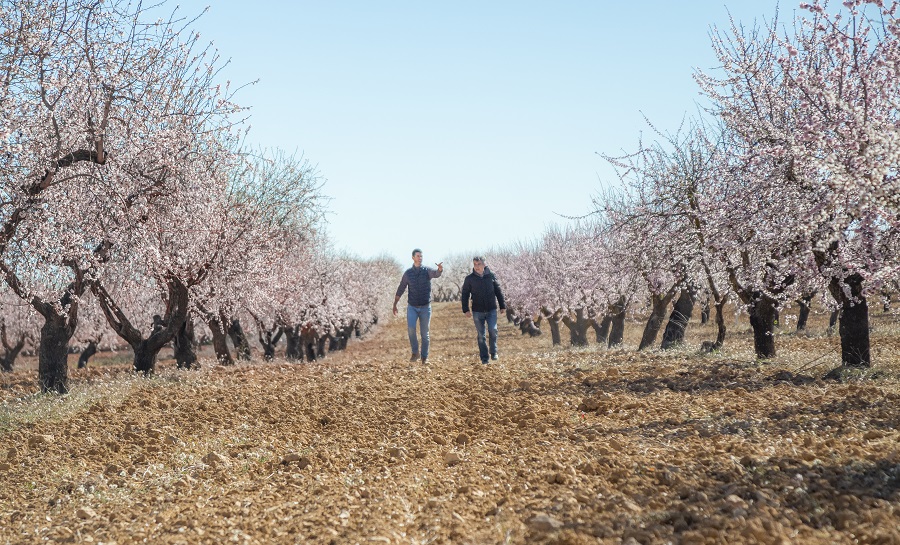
[0,1,399,391]
[486,0,900,377]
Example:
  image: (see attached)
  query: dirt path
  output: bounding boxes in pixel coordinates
[1,303,899,544]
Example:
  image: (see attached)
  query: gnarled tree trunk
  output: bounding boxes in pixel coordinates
[316,335,328,358]
[518,316,541,337]
[607,296,627,348]
[829,274,870,368]
[39,312,76,394]
[94,279,190,375]
[827,309,840,337]
[77,341,98,369]
[1,323,29,373]
[661,288,696,350]
[283,325,302,361]
[796,292,815,333]
[174,319,198,369]
[562,308,591,347]
[540,307,563,346]
[228,319,251,361]
[207,314,234,366]
[594,315,612,345]
[748,292,778,359]
[639,290,676,351]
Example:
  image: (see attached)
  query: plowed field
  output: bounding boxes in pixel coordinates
[1,303,899,544]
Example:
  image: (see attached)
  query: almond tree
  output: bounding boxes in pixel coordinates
[599,121,733,352]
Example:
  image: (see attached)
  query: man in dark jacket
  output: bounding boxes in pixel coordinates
[461,256,506,364]
[394,248,443,363]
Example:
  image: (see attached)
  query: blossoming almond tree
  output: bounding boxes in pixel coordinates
[599,120,733,352]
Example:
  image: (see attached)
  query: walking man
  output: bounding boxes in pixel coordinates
[394,248,443,363]
[461,256,505,364]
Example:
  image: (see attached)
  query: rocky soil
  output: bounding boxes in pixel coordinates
[1,303,899,544]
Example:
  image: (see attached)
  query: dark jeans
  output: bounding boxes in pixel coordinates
[472,309,498,363]
[407,304,432,358]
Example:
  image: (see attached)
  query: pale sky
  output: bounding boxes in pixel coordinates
[172,1,777,266]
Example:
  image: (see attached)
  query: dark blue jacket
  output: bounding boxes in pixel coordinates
[461,268,505,313]
[396,266,441,306]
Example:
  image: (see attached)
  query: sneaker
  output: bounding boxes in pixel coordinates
[410,354,419,362]
[491,354,499,361]
[421,357,428,364]
[481,360,489,365]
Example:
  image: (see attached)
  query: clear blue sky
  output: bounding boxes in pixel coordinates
[172,1,778,267]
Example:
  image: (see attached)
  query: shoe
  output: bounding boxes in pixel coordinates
[481,360,489,365]
[491,354,499,361]
[421,357,428,364]
[410,354,419,362]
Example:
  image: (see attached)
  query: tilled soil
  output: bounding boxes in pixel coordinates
[1,303,899,544]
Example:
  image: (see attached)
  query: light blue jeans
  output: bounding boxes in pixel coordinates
[473,309,498,363]
[407,305,432,359]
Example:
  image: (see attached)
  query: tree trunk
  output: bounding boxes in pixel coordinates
[713,296,727,348]
[748,292,778,359]
[259,327,282,361]
[796,293,814,333]
[518,316,541,337]
[1,339,26,373]
[92,278,188,376]
[262,339,277,360]
[827,309,840,337]
[0,353,14,373]
[594,315,612,345]
[562,308,591,347]
[661,288,696,349]
[339,324,354,350]
[639,291,676,351]
[77,341,97,369]
[303,335,317,362]
[608,297,627,348]
[830,274,870,368]
[316,335,328,358]
[228,319,252,361]
[208,316,234,365]
[541,307,562,346]
[174,319,198,369]
[283,325,302,361]
[700,299,710,325]
[132,341,158,375]
[39,312,75,394]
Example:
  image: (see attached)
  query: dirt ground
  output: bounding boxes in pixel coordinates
[1,303,899,545]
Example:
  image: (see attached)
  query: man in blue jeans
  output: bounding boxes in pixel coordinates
[461,256,506,364]
[393,248,443,363]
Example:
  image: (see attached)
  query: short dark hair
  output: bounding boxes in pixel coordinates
[412,248,422,257]
[473,256,485,264]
